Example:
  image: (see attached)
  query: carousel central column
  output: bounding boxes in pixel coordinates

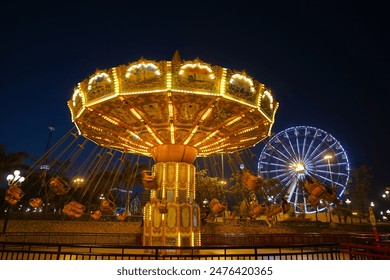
[143,144,201,247]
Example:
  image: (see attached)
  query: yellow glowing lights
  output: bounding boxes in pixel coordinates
[183,126,199,145]
[225,116,243,127]
[88,73,111,90]
[125,62,161,78]
[72,89,84,107]
[145,125,163,145]
[237,125,258,135]
[69,56,277,157]
[166,61,172,89]
[100,115,119,126]
[112,67,120,94]
[194,130,219,147]
[262,90,274,109]
[229,74,255,93]
[292,162,305,172]
[175,164,179,199]
[179,63,215,80]
[220,68,227,95]
[170,122,175,144]
[168,103,174,119]
[130,108,143,121]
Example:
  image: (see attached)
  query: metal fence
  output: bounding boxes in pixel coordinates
[0,242,342,260]
[1,232,389,260]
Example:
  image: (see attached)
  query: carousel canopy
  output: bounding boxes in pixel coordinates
[68,51,278,161]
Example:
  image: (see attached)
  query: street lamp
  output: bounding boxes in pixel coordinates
[324,155,333,223]
[5,170,25,205]
[73,177,84,188]
[3,170,25,234]
[324,155,333,186]
[6,170,25,186]
[345,199,352,224]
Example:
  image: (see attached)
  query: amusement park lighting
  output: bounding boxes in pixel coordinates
[324,155,333,160]
[345,199,352,210]
[293,162,305,172]
[6,170,25,186]
[73,177,84,188]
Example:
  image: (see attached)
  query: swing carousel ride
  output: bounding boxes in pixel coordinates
[4,51,346,247]
[66,50,278,247]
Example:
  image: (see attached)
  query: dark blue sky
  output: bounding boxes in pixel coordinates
[1,1,389,198]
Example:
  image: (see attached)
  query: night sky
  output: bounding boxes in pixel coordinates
[1,1,389,200]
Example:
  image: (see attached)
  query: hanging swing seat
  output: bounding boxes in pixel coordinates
[63,201,85,218]
[249,201,267,218]
[117,211,127,221]
[100,199,116,214]
[48,176,71,195]
[141,170,158,190]
[5,185,25,206]
[307,194,320,206]
[90,210,102,220]
[209,198,226,215]
[29,197,43,208]
[304,179,337,203]
[241,169,264,191]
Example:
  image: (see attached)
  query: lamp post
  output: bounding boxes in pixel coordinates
[345,199,352,224]
[324,155,333,223]
[324,155,333,185]
[3,170,25,234]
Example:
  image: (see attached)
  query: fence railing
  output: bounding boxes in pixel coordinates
[2,232,390,260]
[339,242,390,260]
[0,241,342,260]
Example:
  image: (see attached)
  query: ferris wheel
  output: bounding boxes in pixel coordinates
[258,126,350,213]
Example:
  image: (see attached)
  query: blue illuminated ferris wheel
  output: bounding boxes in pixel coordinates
[258,126,350,213]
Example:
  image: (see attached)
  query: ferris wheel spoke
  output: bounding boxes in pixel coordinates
[261,151,290,165]
[310,141,337,163]
[285,177,298,201]
[301,127,310,161]
[302,134,318,162]
[279,134,300,162]
[294,129,302,159]
[259,160,289,170]
[303,128,325,162]
[269,138,296,162]
[315,173,335,185]
[304,135,327,162]
[263,144,292,163]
